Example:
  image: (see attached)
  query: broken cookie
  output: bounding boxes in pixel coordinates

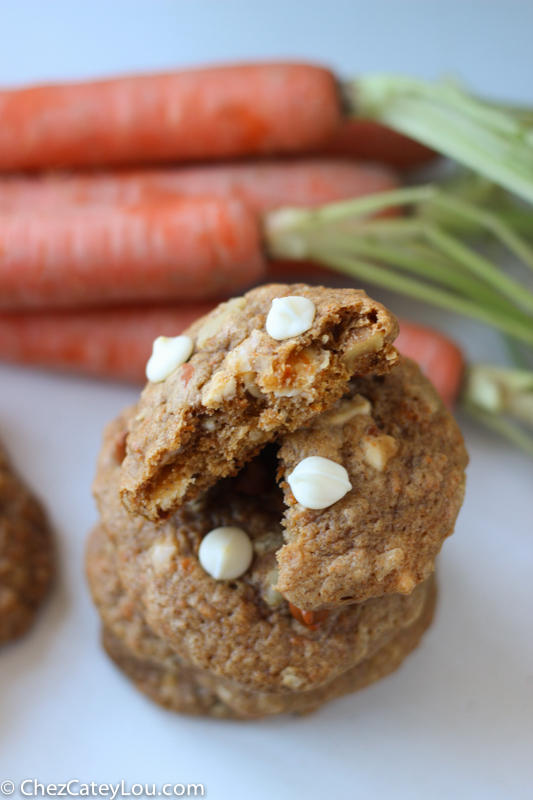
[120,284,399,522]
[276,358,468,610]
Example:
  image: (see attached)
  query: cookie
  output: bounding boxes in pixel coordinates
[102,587,435,719]
[276,358,468,610]
[0,440,53,645]
[88,523,436,719]
[94,412,431,694]
[120,284,399,521]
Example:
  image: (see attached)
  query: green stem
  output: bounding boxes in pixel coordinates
[428,194,533,272]
[462,400,533,458]
[346,74,533,204]
[306,246,533,347]
[319,233,526,319]
[423,225,533,314]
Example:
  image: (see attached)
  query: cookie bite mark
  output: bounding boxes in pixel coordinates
[276,358,468,611]
[120,283,399,522]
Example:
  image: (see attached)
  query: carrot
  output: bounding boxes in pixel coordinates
[288,604,329,630]
[0,160,400,311]
[0,64,341,171]
[0,305,465,404]
[0,159,399,214]
[0,304,216,382]
[395,319,465,408]
[320,120,438,169]
[0,197,264,309]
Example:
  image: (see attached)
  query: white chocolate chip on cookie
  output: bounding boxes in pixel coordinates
[198,526,253,580]
[287,456,352,510]
[146,335,193,383]
[266,296,316,340]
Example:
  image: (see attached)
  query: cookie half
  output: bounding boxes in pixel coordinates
[276,358,468,610]
[120,284,399,521]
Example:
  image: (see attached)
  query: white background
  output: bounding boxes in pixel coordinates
[0,2,532,799]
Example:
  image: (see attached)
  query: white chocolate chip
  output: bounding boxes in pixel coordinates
[266,296,316,340]
[146,335,193,383]
[198,526,253,580]
[362,434,399,472]
[287,456,352,510]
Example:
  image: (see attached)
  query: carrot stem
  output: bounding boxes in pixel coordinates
[462,400,533,458]
[425,193,533,273]
[347,74,533,204]
[307,247,533,346]
[265,185,533,347]
[316,232,525,319]
[423,225,533,314]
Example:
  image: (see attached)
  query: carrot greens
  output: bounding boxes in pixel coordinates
[264,180,533,456]
[346,74,533,204]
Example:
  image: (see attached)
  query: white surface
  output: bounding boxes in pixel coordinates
[0,2,532,798]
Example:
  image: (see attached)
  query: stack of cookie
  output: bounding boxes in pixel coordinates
[88,284,467,719]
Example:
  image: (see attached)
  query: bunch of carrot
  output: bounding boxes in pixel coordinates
[1,60,533,452]
[0,63,438,373]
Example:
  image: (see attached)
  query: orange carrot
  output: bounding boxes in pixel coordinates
[321,120,437,169]
[0,197,264,309]
[0,306,466,405]
[0,160,400,311]
[395,319,465,408]
[0,64,341,171]
[0,304,216,382]
[0,159,399,213]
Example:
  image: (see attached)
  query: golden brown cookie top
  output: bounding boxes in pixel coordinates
[276,358,468,610]
[120,283,399,522]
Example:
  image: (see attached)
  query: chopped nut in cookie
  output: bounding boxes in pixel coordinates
[362,434,399,472]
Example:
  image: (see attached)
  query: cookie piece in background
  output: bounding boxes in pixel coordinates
[0,439,54,645]
[120,283,399,522]
[276,358,468,610]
